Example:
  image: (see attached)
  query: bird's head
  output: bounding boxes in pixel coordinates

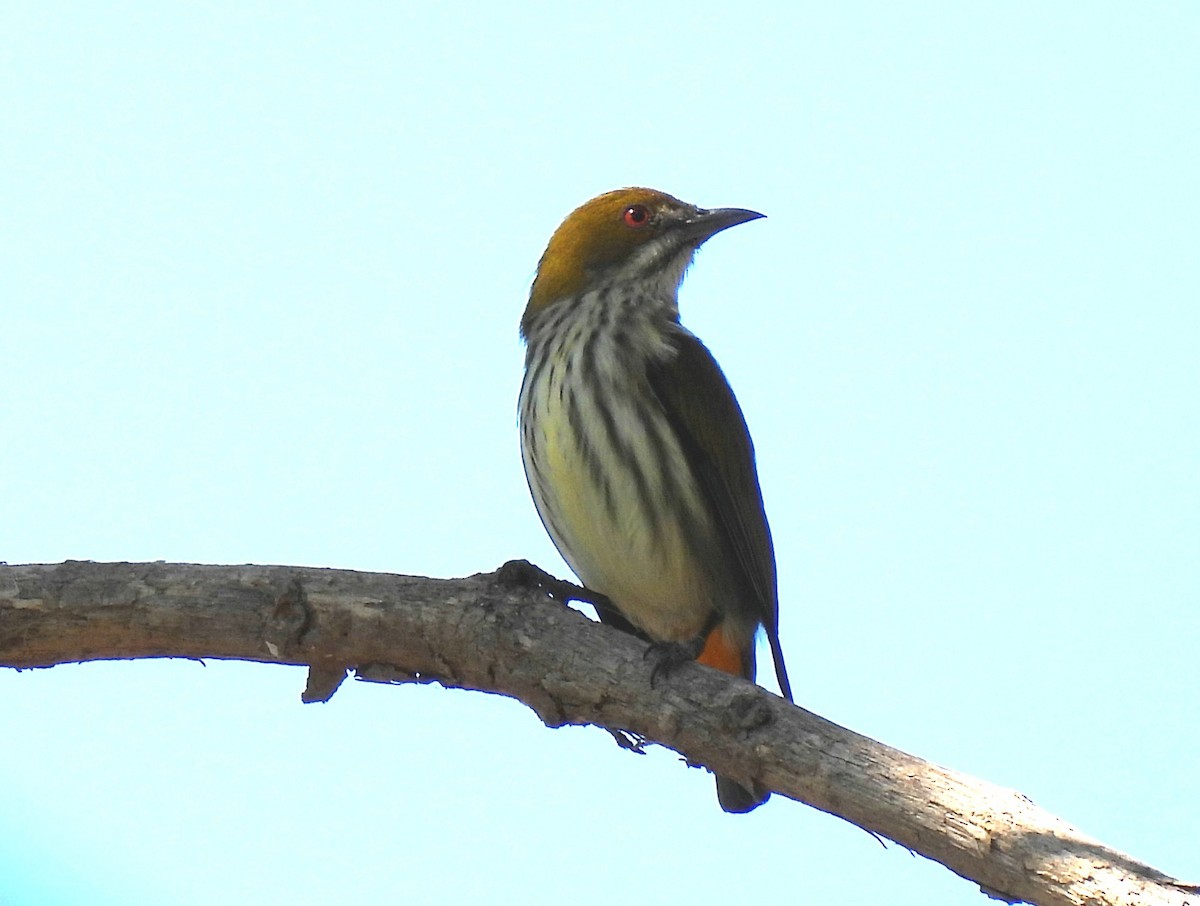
[522,188,763,337]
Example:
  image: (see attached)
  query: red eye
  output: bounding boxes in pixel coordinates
[623,204,650,228]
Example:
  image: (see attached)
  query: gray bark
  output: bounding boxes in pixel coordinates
[0,560,1194,906]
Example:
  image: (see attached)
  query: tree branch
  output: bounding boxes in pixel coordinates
[0,560,1193,906]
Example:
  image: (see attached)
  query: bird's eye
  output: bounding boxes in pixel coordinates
[623,204,650,228]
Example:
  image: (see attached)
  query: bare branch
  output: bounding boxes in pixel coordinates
[0,560,1194,906]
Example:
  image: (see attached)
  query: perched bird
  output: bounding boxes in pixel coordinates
[519,188,791,813]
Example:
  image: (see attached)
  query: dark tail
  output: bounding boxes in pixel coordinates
[716,775,768,813]
[696,621,781,813]
[767,622,792,702]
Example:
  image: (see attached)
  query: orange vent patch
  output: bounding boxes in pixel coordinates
[697,625,747,679]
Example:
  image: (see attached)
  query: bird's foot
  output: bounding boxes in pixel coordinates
[495,560,617,613]
[644,636,706,687]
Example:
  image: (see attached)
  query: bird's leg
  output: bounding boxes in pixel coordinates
[496,559,594,603]
[495,560,642,634]
[645,609,722,687]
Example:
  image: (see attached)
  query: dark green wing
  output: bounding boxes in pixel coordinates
[646,330,792,701]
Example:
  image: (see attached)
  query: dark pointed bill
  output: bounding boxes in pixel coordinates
[676,205,766,244]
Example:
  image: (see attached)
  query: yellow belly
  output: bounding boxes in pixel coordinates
[521,359,714,642]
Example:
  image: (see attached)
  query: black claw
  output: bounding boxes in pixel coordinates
[497,562,659,645]
[495,561,629,626]
[645,637,706,687]
[496,559,559,592]
[496,560,591,603]
[606,729,647,753]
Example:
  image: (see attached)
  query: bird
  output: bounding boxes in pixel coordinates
[518,187,791,813]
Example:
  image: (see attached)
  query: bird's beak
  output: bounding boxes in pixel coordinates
[677,206,765,245]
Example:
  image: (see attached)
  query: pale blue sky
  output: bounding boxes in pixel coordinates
[2,4,1197,904]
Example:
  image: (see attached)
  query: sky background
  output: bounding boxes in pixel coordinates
[2,4,1197,904]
